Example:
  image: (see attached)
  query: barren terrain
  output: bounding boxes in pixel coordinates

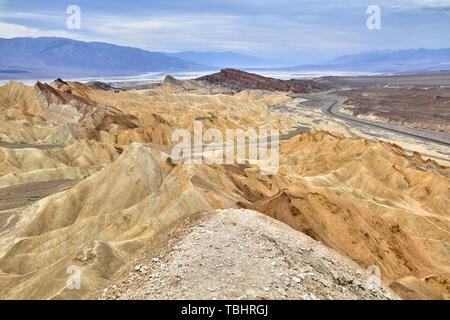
[94,209,398,300]
[334,88,450,133]
[316,70,450,89]
[0,70,448,300]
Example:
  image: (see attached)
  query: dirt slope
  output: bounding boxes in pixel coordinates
[95,209,399,300]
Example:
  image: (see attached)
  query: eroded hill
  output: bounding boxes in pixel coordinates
[0,76,448,300]
[197,69,329,93]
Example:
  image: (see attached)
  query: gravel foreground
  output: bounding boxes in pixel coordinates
[97,209,399,300]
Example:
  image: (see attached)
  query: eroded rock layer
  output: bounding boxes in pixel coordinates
[197,69,329,93]
[0,76,448,300]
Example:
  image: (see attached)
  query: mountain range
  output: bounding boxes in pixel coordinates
[0,37,449,80]
[288,48,450,73]
[0,37,209,79]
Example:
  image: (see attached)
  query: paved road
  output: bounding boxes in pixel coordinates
[326,98,450,147]
[292,93,450,148]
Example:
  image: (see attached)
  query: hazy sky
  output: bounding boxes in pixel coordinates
[0,0,449,63]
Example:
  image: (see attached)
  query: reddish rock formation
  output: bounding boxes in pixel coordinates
[197,68,328,93]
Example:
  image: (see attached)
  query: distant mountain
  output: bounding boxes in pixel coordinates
[0,37,210,79]
[2,38,448,80]
[330,48,450,65]
[166,51,272,68]
[289,48,450,73]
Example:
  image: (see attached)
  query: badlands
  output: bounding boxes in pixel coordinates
[0,70,448,300]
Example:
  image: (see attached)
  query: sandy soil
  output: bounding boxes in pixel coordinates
[94,209,398,300]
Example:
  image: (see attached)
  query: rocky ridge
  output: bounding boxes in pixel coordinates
[197,69,329,93]
[97,209,399,300]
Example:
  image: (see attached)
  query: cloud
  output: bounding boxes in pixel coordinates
[0,12,59,19]
[0,22,94,41]
[0,22,47,37]
[410,0,450,7]
[0,0,448,61]
[93,15,269,51]
[391,0,450,10]
[79,13,364,53]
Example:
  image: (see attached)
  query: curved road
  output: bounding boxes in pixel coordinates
[324,98,450,147]
[290,92,450,148]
